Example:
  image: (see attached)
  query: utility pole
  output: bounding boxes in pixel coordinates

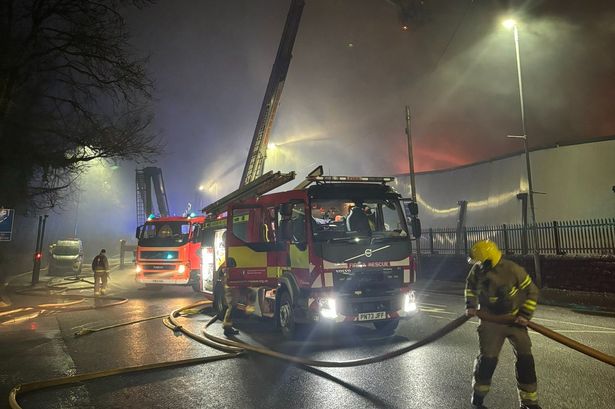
[73,191,80,237]
[31,215,48,285]
[405,106,421,271]
[504,19,542,286]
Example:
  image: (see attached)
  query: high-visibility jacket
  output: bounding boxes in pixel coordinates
[465,258,539,319]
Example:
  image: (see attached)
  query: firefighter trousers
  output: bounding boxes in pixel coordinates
[94,271,108,294]
[473,320,538,406]
[222,282,235,329]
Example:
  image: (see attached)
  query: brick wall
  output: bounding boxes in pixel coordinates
[417,254,615,293]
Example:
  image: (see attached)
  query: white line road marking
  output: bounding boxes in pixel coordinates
[425,310,615,334]
[547,329,615,334]
[418,302,449,308]
[420,307,457,315]
[533,317,615,331]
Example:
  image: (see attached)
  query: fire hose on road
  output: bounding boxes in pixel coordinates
[8,300,615,409]
[167,301,615,368]
[0,276,127,326]
[476,310,615,367]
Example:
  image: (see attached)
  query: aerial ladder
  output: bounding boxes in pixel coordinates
[135,167,170,225]
[202,0,304,215]
[239,0,305,188]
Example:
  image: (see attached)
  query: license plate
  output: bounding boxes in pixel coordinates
[358,311,386,321]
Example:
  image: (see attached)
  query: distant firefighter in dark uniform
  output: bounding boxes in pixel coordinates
[346,201,372,235]
[92,249,110,296]
[465,240,541,409]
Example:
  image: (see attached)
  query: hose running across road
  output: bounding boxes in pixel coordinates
[168,302,615,368]
[476,310,615,367]
[1,277,127,325]
[8,300,615,408]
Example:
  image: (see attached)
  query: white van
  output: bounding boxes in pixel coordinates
[48,239,84,275]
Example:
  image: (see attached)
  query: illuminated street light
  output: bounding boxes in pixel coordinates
[503,17,542,287]
[502,18,516,29]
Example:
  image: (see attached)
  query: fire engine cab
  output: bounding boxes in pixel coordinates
[135,214,205,290]
[199,171,420,338]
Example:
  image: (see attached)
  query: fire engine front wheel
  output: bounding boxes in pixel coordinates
[278,291,296,339]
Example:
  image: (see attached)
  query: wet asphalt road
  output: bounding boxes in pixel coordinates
[1,266,614,409]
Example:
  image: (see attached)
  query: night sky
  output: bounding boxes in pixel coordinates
[124,0,615,213]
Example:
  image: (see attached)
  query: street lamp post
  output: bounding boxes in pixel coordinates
[405,106,421,272]
[503,19,542,287]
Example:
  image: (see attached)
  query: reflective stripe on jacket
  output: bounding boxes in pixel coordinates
[465,258,539,319]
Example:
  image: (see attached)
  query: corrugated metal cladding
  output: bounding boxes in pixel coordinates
[394,138,615,228]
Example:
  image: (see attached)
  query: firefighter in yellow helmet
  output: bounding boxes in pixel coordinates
[465,240,541,409]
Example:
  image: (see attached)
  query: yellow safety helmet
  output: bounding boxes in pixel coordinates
[469,240,502,267]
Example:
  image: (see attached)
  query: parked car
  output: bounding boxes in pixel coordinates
[48,239,84,275]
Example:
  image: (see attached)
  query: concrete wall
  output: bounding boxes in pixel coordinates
[394,138,615,227]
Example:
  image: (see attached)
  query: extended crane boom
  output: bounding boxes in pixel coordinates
[239,0,305,187]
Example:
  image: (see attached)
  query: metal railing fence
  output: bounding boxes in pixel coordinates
[418,218,615,256]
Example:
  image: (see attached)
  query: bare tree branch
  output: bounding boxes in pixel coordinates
[0,0,160,212]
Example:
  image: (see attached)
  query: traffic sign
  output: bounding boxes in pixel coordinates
[0,208,15,241]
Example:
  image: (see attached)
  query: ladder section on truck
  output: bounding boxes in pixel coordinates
[240,0,305,187]
[293,165,323,190]
[135,167,171,225]
[203,171,296,216]
[136,169,146,226]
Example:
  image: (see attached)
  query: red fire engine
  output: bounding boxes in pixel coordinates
[198,171,420,337]
[196,0,421,338]
[135,214,205,290]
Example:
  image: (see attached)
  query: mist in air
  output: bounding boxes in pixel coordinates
[30,0,614,254]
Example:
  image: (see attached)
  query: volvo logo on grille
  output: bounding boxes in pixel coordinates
[344,245,391,262]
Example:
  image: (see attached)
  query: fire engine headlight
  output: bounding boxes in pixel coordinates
[318,298,337,319]
[178,264,186,274]
[136,264,142,273]
[404,293,417,313]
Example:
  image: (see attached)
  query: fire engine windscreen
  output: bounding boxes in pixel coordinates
[310,198,408,241]
[138,221,192,246]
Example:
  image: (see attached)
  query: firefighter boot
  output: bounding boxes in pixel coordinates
[222,305,239,337]
[223,326,239,337]
[471,394,488,409]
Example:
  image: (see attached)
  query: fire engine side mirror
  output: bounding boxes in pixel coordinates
[191,225,201,242]
[135,226,142,239]
[403,201,419,217]
[410,217,422,239]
